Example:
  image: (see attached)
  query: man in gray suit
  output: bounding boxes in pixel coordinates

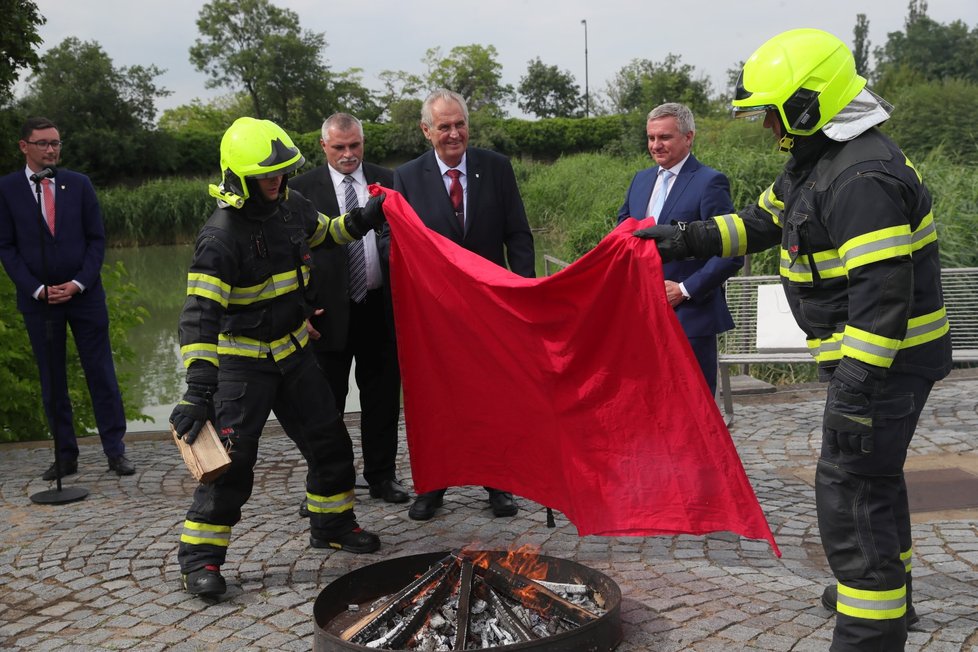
[394,90,534,521]
[291,113,406,505]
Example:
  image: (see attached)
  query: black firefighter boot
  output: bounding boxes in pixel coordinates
[183,564,227,597]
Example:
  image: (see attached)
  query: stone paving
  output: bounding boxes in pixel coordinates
[1,374,977,651]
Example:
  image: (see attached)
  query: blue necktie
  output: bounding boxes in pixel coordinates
[651,169,674,223]
[344,176,367,303]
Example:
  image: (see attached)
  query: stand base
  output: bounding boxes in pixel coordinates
[30,486,89,505]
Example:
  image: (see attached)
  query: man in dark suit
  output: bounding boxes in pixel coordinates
[618,103,743,395]
[394,89,535,521]
[291,113,407,504]
[0,116,134,479]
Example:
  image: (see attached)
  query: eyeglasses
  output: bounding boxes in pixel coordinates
[25,140,63,149]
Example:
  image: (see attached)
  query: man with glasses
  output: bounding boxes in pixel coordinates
[0,116,134,480]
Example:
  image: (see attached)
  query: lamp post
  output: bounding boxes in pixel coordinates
[580,19,590,118]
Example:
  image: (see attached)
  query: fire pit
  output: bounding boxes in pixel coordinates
[313,549,622,651]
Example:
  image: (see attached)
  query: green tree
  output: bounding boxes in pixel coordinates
[0,0,44,103]
[853,14,871,78]
[605,54,713,116]
[873,1,978,91]
[19,37,171,183]
[158,93,253,132]
[517,57,583,119]
[424,44,514,115]
[189,0,331,130]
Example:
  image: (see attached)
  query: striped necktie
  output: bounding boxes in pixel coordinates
[344,176,367,303]
[651,169,674,223]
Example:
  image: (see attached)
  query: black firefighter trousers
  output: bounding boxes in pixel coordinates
[178,348,358,573]
[816,371,933,652]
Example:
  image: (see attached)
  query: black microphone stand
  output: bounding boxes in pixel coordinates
[28,170,88,505]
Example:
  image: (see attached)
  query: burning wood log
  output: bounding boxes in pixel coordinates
[475,560,600,626]
[453,559,474,651]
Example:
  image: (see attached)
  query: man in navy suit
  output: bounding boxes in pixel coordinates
[0,116,133,480]
[394,89,535,521]
[618,103,743,395]
[291,112,407,505]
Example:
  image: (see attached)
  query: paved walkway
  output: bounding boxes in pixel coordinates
[2,374,977,651]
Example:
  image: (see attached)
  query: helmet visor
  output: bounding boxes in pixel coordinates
[732,106,773,120]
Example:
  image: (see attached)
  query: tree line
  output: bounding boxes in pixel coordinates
[2,0,978,183]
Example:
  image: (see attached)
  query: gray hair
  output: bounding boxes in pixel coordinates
[321,113,363,142]
[647,102,695,134]
[421,89,469,128]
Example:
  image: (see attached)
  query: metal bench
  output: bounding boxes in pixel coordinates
[718,267,978,418]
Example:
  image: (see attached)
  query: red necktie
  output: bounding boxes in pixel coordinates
[446,169,464,227]
[42,178,55,235]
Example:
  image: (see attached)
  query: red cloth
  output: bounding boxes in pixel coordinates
[383,188,779,556]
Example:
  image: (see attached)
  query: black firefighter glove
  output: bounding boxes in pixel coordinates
[823,357,885,455]
[344,192,387,238]
[633,220,721,262]
[169,362,218,445]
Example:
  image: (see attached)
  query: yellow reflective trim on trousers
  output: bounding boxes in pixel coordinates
[324,213,356,246]
[187,272,231,308]
[836,582,906,621]
[901,306,949,348]
[842,325,902,368]
[217,323,309,361]
[306,489,355,514]
[228,268,310,305]
[181,520,231,547]
[758,184,783,227]
[714,214,747,257]
[181,343,219,368]
[838,225,912,271]
[911,212,937,252]
[901,548,912,574]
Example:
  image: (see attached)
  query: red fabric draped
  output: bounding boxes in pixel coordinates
[382,188,779,556]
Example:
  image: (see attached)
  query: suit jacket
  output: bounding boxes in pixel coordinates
[0,168,107,314]
[290,161,394,350]
[617,154,743,337]
[394,147,535,278]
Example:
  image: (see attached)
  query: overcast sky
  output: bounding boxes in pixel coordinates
[31,0,977,119]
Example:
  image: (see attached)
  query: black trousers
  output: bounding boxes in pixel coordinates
[816,372,933,652]
[178,348,358,572]
[315,289,401,486]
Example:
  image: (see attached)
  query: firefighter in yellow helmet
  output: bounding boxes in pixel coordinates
[635,29,951,651]
[170,117,387,598]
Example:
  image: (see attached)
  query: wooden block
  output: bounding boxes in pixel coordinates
[171,421,231,483]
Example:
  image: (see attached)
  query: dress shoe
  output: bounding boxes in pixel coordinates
[182,564,226,597]
[488,490,518,517]
[369,478,410,504]
[408,491,444,521]
[821,584,920,629]
[310,527,380,553]
[41,459,78,481]
[107,454,136,476]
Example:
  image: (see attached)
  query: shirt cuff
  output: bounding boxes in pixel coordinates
[679,282,690,299]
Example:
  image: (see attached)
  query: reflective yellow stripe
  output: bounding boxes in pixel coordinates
[187,272,231,307]
[901,306,949,348]
[779,248,847,282]
[807,332,843,363]
[181,343,219,368]
[901,548,912,574]
[217,323,308,361]
[714,214,747,257]
[306,489,355,514]
[842,325,902,368]
[759,184,783,227]
[323,212,356,246]
[911,212,937,252]
[181,521,231,547]
[836,582,906,621]
[904,154,922,182]
[838,225,912,271]
[228,268,310,305]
